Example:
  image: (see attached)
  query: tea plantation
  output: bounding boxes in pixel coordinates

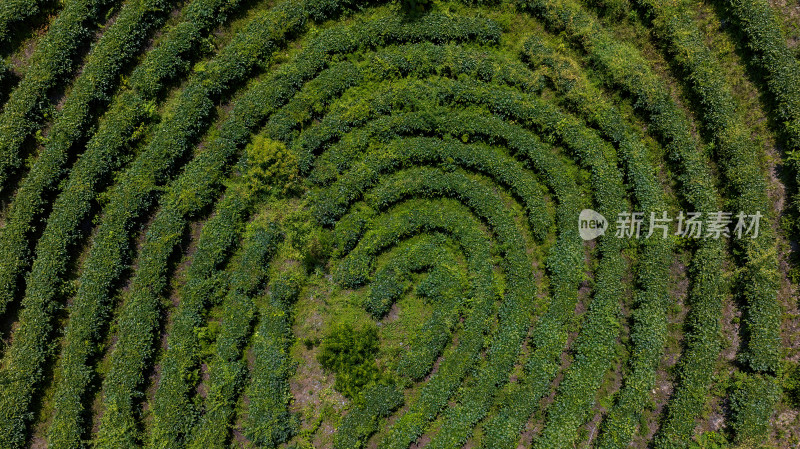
[0,0,799,447]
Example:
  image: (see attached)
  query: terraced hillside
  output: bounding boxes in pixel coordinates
[0,0,799,447]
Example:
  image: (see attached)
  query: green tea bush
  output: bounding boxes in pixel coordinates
[334,382,405,449]
[0,0,794,447]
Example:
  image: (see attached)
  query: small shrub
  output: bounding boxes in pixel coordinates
[785,362,800,408]
[242,135,300,197]
[318,323,382,398]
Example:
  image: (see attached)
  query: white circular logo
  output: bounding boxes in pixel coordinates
[579,209,607,241]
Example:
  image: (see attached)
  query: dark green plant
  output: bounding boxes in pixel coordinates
[690,431,728,449]
[400,0,433,14]
[318,323,382,398]
[728,372,781,446]
[785,362,800,408]
[240,135,300,197]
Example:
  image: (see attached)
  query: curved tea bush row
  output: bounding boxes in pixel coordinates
[331,234,466,446]
[478,181,582,449]
[304,107,580,239]
[0,0,248,323]
[724,0,800,204]
[477,122,584,449]
[143,200,259,448]
[523,37,665,212]
[95,50,341,447]
[144,115,302,449]
[313,135,550,239]
[382,238,468,380]
[523,35,672,448]
[323,137,541,441]
[310,72,628,440]
[0,0,791,447]
[285,45,539,167]
[479,204,582,448]
[311,108,570,196]
[359,232,468,382]
[337,170,532,295]
[94,70,299,444]
[634,0,781,444]
[4,18,500,444]
[0,0,322,444]
[0,0,114,192]
[307,101,586,440]
[323,25,636,449]
[301,68,628,446]
[364,233,465,319]
[639,0,779,374]
[127,0,245,98]
[654,240,725,449]
[0,0,252,438]
[96,195,251,449]
[103,20,648,444]
[519,0,717,209]
[50,0,324,441]
[519,2,728,447]
[142,17,505,446]
[183,223,284,449]
[304,70,628,447]
[0,0,44,44]
[329,195,500,444]
[85,16,506,447]
[728,373,782,446]
[0,0,171,318]
[257,28,510,154]
[334,382,405,449]
[297,75,620,201]
[291,44,544,167]
[531,235,623,448]
[337,199,496,449]
[137,193,254,449]
[242,269,304,446]
[522,54,626,447]
[0,0,245,374]
[363,166,537,449]
[369,183,559,448]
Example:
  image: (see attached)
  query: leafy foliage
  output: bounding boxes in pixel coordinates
[0,0,793,448]
[334,382,405,449]
[785,362,800,408]
[240,135,300,197]
[318,323,382,399]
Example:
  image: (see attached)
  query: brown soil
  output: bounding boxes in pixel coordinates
[636,255,690,444]
[409,434,431,449]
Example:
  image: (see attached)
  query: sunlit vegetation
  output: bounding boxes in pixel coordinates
[0,0,797,447]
